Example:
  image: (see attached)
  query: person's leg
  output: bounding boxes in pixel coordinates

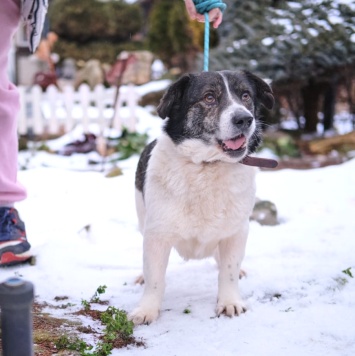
[0,0,31,266]
[0,0,26,204]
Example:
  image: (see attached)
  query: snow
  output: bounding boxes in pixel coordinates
[266,0,354,45]
[308,28,319,37]
[261,37,274,46]
[2,106,355,355]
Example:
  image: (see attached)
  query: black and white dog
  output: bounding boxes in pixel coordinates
[130,70,274,325]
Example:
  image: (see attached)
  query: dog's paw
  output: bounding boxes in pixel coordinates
[216,300,247,317]
[128,307,159,325]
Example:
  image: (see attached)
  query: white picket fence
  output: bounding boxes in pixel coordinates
[17,83,140,136]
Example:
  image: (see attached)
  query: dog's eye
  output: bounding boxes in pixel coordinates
[204,94,216,104]
[242,92,251,102]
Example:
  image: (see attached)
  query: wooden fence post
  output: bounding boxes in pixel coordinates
[78,84,91,133]
[47,85,59,134]
[32,85,43,135]
[17,86,27,135]
[63,85,75,133]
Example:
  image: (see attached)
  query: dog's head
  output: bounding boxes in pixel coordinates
[157,70,274,164]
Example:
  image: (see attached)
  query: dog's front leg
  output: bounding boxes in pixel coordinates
[129,234,172,325]
[216,230,248,317]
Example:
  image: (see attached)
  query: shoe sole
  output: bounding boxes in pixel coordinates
[0,251,35,267]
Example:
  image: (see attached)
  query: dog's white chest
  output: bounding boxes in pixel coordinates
[142,136,257,259]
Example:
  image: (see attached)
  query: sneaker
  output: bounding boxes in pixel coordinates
[58,133,97,156]
[0,207,32,266]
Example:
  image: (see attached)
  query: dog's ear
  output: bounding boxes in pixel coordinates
[244,71,274,110]
[157,74,191,119]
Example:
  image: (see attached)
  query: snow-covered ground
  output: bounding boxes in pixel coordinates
[2,110,355,356]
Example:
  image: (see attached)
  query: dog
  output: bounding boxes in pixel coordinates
[129,70,274,325]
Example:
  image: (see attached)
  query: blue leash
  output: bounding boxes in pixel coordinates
[203,13,210,72]
[193,0,227,71]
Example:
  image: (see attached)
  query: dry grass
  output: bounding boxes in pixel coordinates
[0,297,145,355]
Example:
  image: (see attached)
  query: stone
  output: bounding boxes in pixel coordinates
[250,199,278,226]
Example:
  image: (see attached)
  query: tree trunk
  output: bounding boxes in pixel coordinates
[283,90,303,130]
[302,83,322,133]
[323,82,336,132]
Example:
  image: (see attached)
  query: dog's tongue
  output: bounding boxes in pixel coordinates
[223,136,246,150]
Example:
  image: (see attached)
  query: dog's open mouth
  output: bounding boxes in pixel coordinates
[219,134,247,152]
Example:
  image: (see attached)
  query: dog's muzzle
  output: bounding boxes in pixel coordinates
[218,113,254,154]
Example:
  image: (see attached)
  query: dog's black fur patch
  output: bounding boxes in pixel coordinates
[135,139,157,193]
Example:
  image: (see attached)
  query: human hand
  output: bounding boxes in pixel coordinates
[184,0,223,29]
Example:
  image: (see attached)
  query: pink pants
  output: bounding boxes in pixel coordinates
[0,0,27,205]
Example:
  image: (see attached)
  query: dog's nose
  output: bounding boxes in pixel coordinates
[232,114,253,130]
